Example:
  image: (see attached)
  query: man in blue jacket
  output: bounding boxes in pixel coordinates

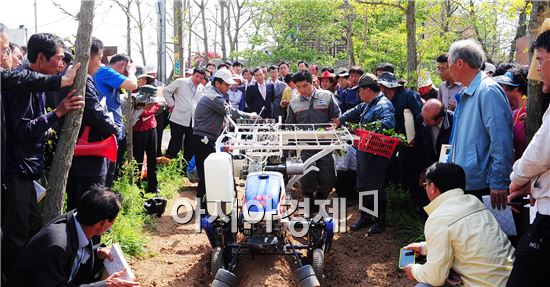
[335,73,395,234]
[447,39,514,210]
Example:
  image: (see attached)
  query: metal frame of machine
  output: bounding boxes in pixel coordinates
[203,114,354,287]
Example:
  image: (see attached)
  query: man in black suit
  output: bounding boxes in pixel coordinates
[245,67,274,118]
[8,186,140,287]
[409,98,453,220]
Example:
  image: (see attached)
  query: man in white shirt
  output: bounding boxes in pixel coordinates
[162,67,206,162]
[506,29,550,287]
[436,53,461,111]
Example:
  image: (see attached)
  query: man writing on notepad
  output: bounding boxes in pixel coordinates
[8,185,140,287]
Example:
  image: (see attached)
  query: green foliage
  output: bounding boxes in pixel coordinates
[386,184,425,244]
[237,0,524,87]
[346,121,407,144]
[102,154,185,257]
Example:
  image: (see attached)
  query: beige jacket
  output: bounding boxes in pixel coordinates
[411,188,514,287]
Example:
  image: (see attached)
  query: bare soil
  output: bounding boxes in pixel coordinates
[130,178,411,287]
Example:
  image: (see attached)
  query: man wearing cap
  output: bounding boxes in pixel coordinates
[334,73,395,234]
[192,69,259,203]
[447,39,513,210]
[493,67,528,160]
[378,71,423,200]
[483,62,496,77]
[339,66,364,113]
[319,70,336,93]
[335,70,350,103]
[417,71,438,101]
[227,73,245,110]
[162,67,206,163]
[286,71,341,215]
[436,53,461,111]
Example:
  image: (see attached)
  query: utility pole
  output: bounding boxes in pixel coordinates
[34,0,38,33]
[156,0,167,83]
[214,4,218,55]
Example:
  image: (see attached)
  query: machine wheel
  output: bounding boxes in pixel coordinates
[211,279,231,287]
[211,247,224,278]
[297,275,321,287]
[213,269,238,287]
[311,248,324,284]
[294,265,318,285]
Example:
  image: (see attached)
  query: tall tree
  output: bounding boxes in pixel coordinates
[219,0,227,59]
[112,0,133,57]
[225,0,255,59]
[194,0,210,62]
[358,0,418,81]
[131,0,151,66]
[508,1,529,62]
[341,0,356,66]
[43,0,94,223]
[174,0,184,77]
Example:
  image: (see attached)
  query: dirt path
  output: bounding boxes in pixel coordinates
[130,179,411,287]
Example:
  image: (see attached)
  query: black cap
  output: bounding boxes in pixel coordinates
[378,72,402,88]
[232,61,243,67]
[355,73,378,88]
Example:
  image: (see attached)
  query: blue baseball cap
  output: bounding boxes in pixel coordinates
[493,71,519,87]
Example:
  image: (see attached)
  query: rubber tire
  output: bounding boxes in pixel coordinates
[211,247,224,278]
[211,279,231,287]
[294,265,316,282]
[297,274,321,287]
[214,269,238,287]
[311,248,324,284]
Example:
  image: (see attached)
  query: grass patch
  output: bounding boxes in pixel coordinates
[103,153,185,257]
[387,184,426,244]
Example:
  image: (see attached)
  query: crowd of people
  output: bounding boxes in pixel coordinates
[1,19,550,287]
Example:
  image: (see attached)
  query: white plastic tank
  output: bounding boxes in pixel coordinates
[204,152,235,216]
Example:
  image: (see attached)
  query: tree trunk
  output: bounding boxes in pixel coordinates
[405,0,417,83]
[345,13,355,67]
[126,2,132,57]
[121,90,134,165]
[526,1,550,143]
[226,1,234,59]
[136,0,147,66]
[43,0,94,223]
[174,0,184,76]
[187,0,193,67]
[195,0,209,62]
[508,3,528,62]
[219,0,227,60]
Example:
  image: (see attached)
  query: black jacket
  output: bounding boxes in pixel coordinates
[69,76,119,177]
[413,111,454,170]
[8,210,106,287]
[245,82,274,118]
[0,69,61,180]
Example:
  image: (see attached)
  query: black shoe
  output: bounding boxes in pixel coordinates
[367,221,385,235]
[147,188,161,194]
[350,213,372,231]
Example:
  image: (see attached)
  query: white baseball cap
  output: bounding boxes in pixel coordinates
[214,68,237,85]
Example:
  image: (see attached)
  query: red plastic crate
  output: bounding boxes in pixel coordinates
[353,128,399,158]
